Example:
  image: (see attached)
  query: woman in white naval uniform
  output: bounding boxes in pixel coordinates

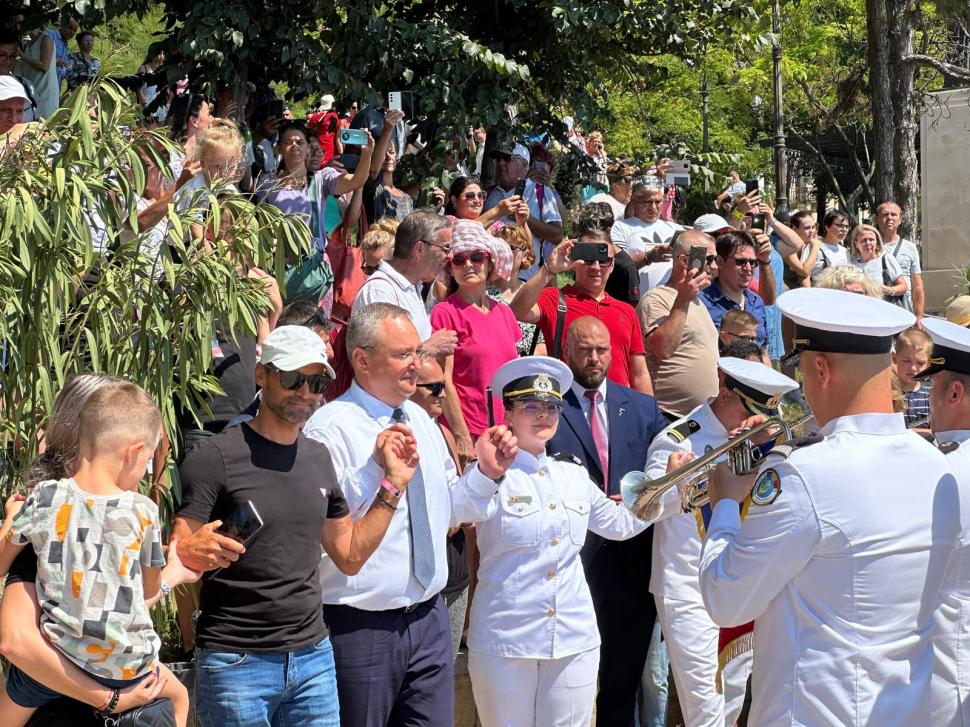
[918,316,970,727]
[454,356,649,727]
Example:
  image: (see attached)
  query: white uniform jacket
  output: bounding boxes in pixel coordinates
[933,430,970,727]
[644,401,726,601]
[454,449,648,660]
[699,412,962,726]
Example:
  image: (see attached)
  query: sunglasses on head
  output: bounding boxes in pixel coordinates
[451,251,489,266]
[462,191,487,201]
[269,364,331,395]
[416,381,445,396]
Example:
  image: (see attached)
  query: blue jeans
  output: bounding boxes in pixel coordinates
[194,636,339,727]
[638,620,669,727]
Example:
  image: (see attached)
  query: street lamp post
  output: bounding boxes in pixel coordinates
[772,0,789,220]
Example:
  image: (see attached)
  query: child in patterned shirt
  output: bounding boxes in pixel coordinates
[893,327,934,429]
[0,381,197,726]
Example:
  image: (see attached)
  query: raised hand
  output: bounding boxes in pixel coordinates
[544,239,576,275]
[475,425,518,480]
[376,423,419,489]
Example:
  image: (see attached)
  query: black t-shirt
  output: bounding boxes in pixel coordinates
[176,423,349,652]
[606,249,641,307]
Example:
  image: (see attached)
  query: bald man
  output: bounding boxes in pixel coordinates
[548,315,667,727]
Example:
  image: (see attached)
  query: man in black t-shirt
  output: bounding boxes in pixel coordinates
[174,325,418,726]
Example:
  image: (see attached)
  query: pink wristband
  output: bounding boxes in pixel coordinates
[380,479,402,498]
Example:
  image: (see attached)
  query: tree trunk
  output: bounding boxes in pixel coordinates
[889,2,920,237]
[866,0,896,203]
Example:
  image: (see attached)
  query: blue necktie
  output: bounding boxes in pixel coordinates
[392,408,436,589]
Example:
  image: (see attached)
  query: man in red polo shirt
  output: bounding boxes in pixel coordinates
[510,230,653,394]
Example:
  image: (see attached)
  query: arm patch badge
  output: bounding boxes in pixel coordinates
[750,468,781,506]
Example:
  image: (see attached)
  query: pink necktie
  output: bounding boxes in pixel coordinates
[584,390,609,490]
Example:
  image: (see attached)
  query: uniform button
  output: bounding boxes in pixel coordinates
[546,608,556,616]
[551,537,559,545]
[538,469,546,477]
[546,570,556,579]
[549,502,557,510]
[517,506,524,512]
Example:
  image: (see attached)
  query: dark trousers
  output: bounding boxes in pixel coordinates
[323,594,454,727]
[593,588,658,727]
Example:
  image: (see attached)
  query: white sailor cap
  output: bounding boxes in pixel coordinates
[915,316,970,378]
[718,357,799,416]
[491,356,573,405]
[777,288,916,365]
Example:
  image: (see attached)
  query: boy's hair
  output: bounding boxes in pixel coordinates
[78,382,162,457]
[721,309,758,330]
[360,228,395,255]
[896,327,933,357]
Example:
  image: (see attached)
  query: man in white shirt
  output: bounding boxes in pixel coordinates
[484,143,563,278]
[611,181,683,268]
[700,288,961,726]
[876,201,924,320]
[304,302,516,727]
[352,209,457,357]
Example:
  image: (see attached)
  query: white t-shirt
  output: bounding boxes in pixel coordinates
[809,242,849,283]
[851,253,905,291]
[885,237,921,312]
[611,217,683,256]
[588,192,628,220]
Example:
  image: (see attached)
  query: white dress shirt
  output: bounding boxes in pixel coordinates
[570,380,609,438]
[644,402,726,600]
[932,429,970,727]
[699,412,961,726]
[456,449,648,659]
[485,178,562,279]
[352,260,432,341]
[303,382,494,610]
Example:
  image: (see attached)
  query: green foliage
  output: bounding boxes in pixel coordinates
[0,81,309,499]
[91,4,166,77]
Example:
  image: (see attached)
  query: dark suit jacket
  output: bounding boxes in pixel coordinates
[548,381,667,604]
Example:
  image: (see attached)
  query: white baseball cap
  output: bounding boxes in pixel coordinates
[491,143,531,165]
[319,94,335,111]
[693,214,734,235]
[258,325,336,378]
[0,76,28,103]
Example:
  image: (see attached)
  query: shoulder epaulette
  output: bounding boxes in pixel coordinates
[939,441,960,455]
[550,452,583,466]
[768,431,824,460]
[667,419,700,443]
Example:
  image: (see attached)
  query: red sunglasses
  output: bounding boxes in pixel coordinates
[450,251,489,266]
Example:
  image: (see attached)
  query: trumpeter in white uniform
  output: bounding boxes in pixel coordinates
[451,356,649,727]
[698,288,963,726]
[642,356,798,727]
[919,316,970,726]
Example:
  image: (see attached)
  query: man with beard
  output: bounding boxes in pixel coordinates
[174,326,417,725]
[548,315,667,726]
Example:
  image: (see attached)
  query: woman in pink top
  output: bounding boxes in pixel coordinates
[431,220,521,464]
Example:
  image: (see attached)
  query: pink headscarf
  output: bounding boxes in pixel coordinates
[448,219,514,283]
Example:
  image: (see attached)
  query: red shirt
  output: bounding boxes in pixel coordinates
[535,284,646,387]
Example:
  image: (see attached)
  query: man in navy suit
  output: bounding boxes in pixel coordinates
[548,316,667,727]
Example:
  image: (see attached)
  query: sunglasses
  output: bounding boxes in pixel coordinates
[576,257,615,267]
[416,381,445,396]
[269,364,331,395]
[451,251,489,266]
[732,258,758,268]
[462,191,487,201]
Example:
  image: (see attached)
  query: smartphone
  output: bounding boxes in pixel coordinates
[338,128,369,146]
[570,242,611,264]
[339,153,360,172]
[745,178,762,194]
[750,212,766,231]
[387,91,414,119]
[513,177,527,198]
[217,500,264,547]
[268,99,284,120]
[687,245,709,275]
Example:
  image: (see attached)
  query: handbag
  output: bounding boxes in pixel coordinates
[98,698,175,727]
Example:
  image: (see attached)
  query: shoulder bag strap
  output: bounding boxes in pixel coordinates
[551,288,567,359]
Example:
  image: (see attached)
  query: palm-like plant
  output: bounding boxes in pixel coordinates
[0,82,309,515]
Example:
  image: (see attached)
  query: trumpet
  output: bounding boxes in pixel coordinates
[621,416,811,520]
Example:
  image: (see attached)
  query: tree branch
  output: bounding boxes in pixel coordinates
[903,53,970,81]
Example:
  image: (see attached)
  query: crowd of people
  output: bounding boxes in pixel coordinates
[2,13,970,727]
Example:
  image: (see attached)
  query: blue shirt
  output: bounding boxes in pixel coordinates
[699,279,768,348]
[44,29,69,83]
[764,241,785,360]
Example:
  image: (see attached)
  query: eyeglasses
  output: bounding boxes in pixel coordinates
[0,53,19,61]
[416,381,445,396]
[833,223,850,230]
[268,365,331,395]
[450,251,488,266]
[516,402,562,417]
[421,239,452,254]
[732,258,758,268]
[462,191,487,201]
[360,345,428,365]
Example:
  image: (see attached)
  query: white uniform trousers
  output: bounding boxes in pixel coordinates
[468,648,599,727]
[722,649,753,726]
[654,593,724,727]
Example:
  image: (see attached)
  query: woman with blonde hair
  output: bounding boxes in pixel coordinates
[814,264,881,298]
[848,223,907,305]
[489,224,546,355]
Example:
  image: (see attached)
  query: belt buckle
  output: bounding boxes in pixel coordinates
[403,602,419,613]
